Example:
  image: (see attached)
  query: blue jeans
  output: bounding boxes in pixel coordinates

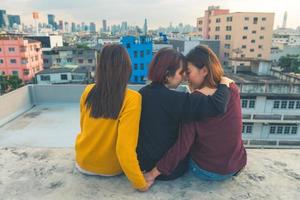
[189,159,235,181]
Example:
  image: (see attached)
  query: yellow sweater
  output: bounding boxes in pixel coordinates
[75,84,147,189]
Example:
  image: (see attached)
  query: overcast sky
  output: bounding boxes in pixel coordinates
[1,0,299,29]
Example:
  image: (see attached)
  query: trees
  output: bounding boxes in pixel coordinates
[0,75,23,95]
[278,54,300,73]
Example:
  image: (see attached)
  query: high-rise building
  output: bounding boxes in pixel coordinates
[47,14,56,29]
[90,22,96,33]
[282,11,288,29]
[197,6,274,66]
[144,18,148,35]
[121,35,153,84]
[58,20,63,30]
[102,20,107,32]
[71,22,76,32]
[7,15,21,28]
[0,10,9,29]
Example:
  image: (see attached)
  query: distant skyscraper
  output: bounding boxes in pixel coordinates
[121,21,128,33]
[282,11,288,29]
[0,10,9,28]
[64,22,69,32]
[90,22,96,33]
[47,14,56,29]
[58,20,63,30]
[102,19,107,32]
[71,22,76,32]
[144,18,148,35]
[7,15,21,28]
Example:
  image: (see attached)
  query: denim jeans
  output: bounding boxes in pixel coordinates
[189,159,235,181]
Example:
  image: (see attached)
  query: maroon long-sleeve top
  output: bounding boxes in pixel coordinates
[157,83,247,175]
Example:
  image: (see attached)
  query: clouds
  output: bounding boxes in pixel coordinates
[1,0,299,29]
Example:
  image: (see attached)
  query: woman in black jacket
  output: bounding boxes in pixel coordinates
[137,48,232,180]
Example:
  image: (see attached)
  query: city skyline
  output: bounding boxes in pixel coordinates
[1,0,300,30]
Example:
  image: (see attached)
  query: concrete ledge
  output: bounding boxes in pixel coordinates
[0,148,299,200]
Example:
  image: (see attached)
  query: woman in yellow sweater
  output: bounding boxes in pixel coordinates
[75,44,149,191]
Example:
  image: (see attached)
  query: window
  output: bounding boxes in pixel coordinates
[216,18,221,23]
[88,59,93,64]
[281,101,287,109]
[252,30,256,34]
[260,36,264,40]
[21,59,28,64]
[126,43,131,48]
[12,71,19,76]
[140,63,144,70]
[262,17,266,21]
[251,40,256,43]
[250,49,254,52]
[296,101,300,109]
[23,69,29,75]
[134,76,138,82]
[258,45,263,49]
[10,59,17,64]
[288,101,295,109]
[261,27,265,30]
[253,17,258,24]
[198,28,202,32]
[224,52,230,57]
[140,51,144,58]
[226,26,232,31]
[61,74,68,80]
[249,100,256,108]
[41,75,50,81]
[242,100,248,108]
[8,47,15,52]
[0,48,2,52]
[198,20,203,25]
[226,17,233,22]
[257,54,262,58]
[242,123,253,134]
[244,17,249,21]
[277,126,283,134]
[134,63,138,70]
[242,45,247,49]
[140,76,144,82]
[215,35,220,40]
[244,26,248,30]
[215,26,220,31]
[0,59,3,64]
[56,58,61,63]
[291,127,298,134]
[284,127,291,134]
[225,35,231,40]
[134,51,138,58]
[273,100,280,108]
[67,58,73,63]
[78,59,84,64]
[270,126,276,134]
[242,36,247,39]
[224,44,231,49]
[146,49,151,55]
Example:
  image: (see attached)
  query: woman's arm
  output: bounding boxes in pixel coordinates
[116,92,149,191]
[146,122,197,179]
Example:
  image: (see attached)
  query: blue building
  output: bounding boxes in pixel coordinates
[121,36,153,84]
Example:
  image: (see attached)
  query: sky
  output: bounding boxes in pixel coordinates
[1,0,299,29]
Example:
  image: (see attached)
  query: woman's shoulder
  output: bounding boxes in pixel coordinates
[125,88,142,102]
[229,83,240,95]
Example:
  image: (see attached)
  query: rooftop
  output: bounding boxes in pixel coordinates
[0,84,300,199]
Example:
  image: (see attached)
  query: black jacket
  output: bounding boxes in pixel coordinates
[137,83,231,172]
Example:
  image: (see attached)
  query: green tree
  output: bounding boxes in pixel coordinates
[278,54,300,73]
[7,75,23,90]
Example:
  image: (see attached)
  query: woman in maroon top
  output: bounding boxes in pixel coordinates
[145,45,247,185]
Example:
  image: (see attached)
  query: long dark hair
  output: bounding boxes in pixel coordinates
[85,44,132,119]
[148,48,187,84]
[186,45,224,88]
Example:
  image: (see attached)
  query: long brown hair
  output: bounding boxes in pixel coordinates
[85,44,132,119]
[186,45,224,88]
